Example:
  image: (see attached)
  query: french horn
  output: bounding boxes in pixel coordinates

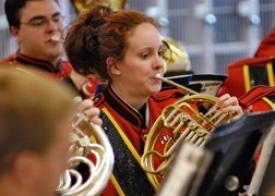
[141,74,234,190]
[56,113,114,196]
[12,64,114,195]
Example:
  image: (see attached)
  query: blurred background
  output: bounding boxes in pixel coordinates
[0,0,275,74]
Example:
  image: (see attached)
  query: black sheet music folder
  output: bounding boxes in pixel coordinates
[197,110,275,196]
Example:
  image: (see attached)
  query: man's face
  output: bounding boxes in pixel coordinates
[12,0,64,65]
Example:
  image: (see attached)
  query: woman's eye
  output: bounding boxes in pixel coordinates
[141,53,149,59]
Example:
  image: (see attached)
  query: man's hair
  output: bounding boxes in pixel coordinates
[0,66,75,175]
[4,0,59,28]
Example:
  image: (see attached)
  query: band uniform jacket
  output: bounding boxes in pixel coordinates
[94,84,186,196]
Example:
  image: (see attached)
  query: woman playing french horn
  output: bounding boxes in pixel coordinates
[64,1,243,195]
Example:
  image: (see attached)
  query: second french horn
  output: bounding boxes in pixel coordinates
[57,113,114,196]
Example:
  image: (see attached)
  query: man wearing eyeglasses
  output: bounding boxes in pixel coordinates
[1,0,102,131]
[1,0,98,99]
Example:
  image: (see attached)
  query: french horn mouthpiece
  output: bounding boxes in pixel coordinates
[156,73,162,79]
[50,35,65,43]
[156,73,198,95]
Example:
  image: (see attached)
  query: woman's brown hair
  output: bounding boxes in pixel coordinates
[65,2,159,81]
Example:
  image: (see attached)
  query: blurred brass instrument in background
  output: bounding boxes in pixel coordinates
[57,113,114,196]
[141,74,233,190]
[162,36,191,73]
[70,0,128,13]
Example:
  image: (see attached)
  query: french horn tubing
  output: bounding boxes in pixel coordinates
[56,113,114,196]
[141,74,233,190]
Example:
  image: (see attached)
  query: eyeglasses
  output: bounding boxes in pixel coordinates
[19,14,65,28]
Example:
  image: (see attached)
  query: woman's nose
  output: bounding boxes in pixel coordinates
[153,55,165,70]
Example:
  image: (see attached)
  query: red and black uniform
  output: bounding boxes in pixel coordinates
[94,84,186,196]
[0,53,97,98]
[218,27,275,100]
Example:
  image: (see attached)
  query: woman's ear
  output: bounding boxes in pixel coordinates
[106,57,121,76]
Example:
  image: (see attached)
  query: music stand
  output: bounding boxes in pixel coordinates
[197,110,275,196]
[157,110,275,196]
[189,74,227,96]
[247,124,275,196]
